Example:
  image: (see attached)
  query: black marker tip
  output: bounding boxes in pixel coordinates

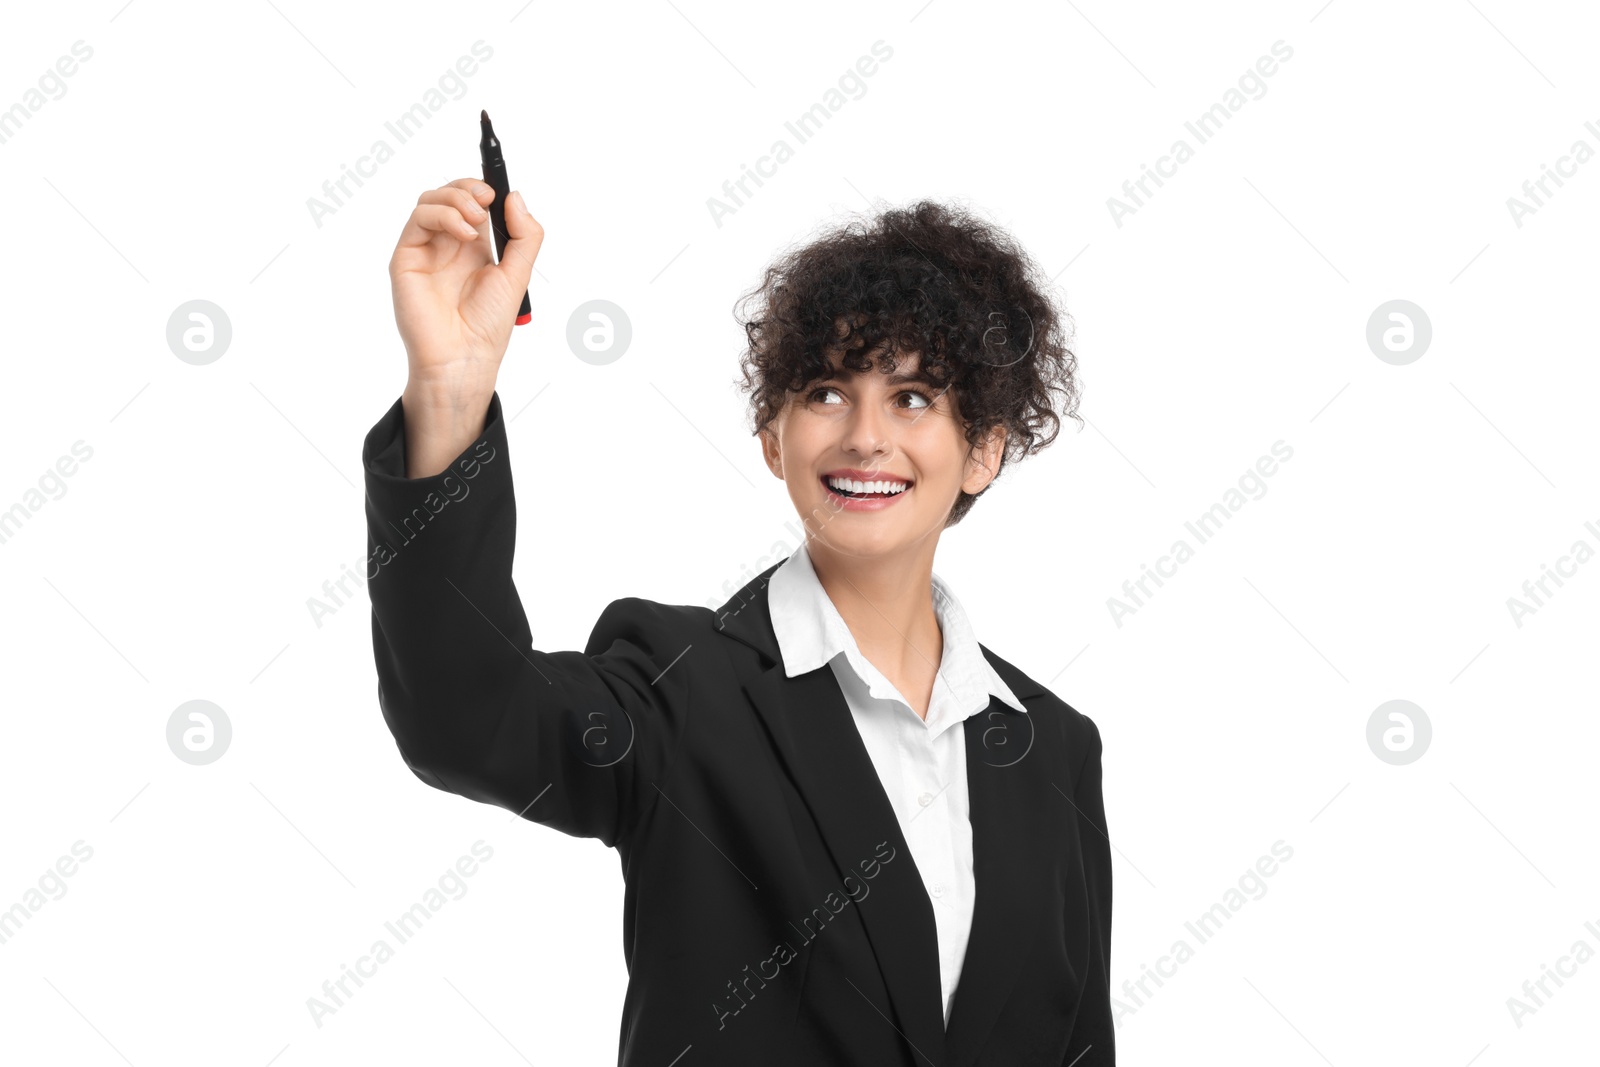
[481,109,489,122]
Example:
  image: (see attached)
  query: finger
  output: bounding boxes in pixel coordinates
[492,190,543,298]
[419,186,488,216]
[441,177,495,206]
[396,204,482,249]
[419,186,492,243]
[443,178,495,241]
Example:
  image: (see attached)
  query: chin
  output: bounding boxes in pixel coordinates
[811,518,920,558]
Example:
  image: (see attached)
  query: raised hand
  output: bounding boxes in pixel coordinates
[388,177,543,477]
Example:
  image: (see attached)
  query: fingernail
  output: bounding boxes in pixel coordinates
[510,191,526,214]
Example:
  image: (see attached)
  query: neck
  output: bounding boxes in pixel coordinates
[804,534,943,680]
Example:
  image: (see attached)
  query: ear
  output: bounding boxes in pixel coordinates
[962,425,1008,494]
[759,427,784,479]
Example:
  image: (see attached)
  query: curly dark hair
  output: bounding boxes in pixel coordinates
[733,199,1081,527]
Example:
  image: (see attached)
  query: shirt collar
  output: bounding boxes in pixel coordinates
[767,540,1028,724]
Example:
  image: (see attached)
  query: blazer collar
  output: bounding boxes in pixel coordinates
[714,558,1055,1067]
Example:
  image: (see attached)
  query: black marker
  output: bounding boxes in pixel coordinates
[479,110,532,326]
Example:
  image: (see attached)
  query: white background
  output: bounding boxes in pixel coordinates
[1,0,1596,1063]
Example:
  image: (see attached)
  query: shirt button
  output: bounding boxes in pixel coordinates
[917,792,934,807]
[931,882,944,897]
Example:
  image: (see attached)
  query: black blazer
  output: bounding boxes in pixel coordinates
[362,392,1114,1066]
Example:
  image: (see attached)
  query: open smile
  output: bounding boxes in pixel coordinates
[820,469,912,511]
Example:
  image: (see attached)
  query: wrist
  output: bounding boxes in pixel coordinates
[400,382,493,480]
[402,374,493,416]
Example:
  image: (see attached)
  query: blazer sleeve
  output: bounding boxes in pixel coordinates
[361,391,689,848]
[1065,715,1114,1065]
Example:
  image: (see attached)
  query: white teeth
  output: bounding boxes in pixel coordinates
[827,476,908,496]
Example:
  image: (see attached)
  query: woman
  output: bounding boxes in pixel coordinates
[363,177,1113,1065]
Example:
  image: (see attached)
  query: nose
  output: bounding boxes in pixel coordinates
[841,397,891,462]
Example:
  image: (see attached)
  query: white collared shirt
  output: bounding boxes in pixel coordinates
[767,540,1027,1028]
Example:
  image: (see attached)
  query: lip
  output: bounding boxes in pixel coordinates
[820,470,913,512]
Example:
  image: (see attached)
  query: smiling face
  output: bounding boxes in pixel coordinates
[759,344,1007,560]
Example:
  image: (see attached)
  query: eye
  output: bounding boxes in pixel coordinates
[897,390,933,410]
[804,385,933,409]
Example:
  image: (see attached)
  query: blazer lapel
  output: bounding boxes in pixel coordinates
[713,561,1055,1067]
[744,664,949,1066]
[942,691,1054,1067]
[717,561,948,1066]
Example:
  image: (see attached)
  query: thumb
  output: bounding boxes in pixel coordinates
[493,190,543,305]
